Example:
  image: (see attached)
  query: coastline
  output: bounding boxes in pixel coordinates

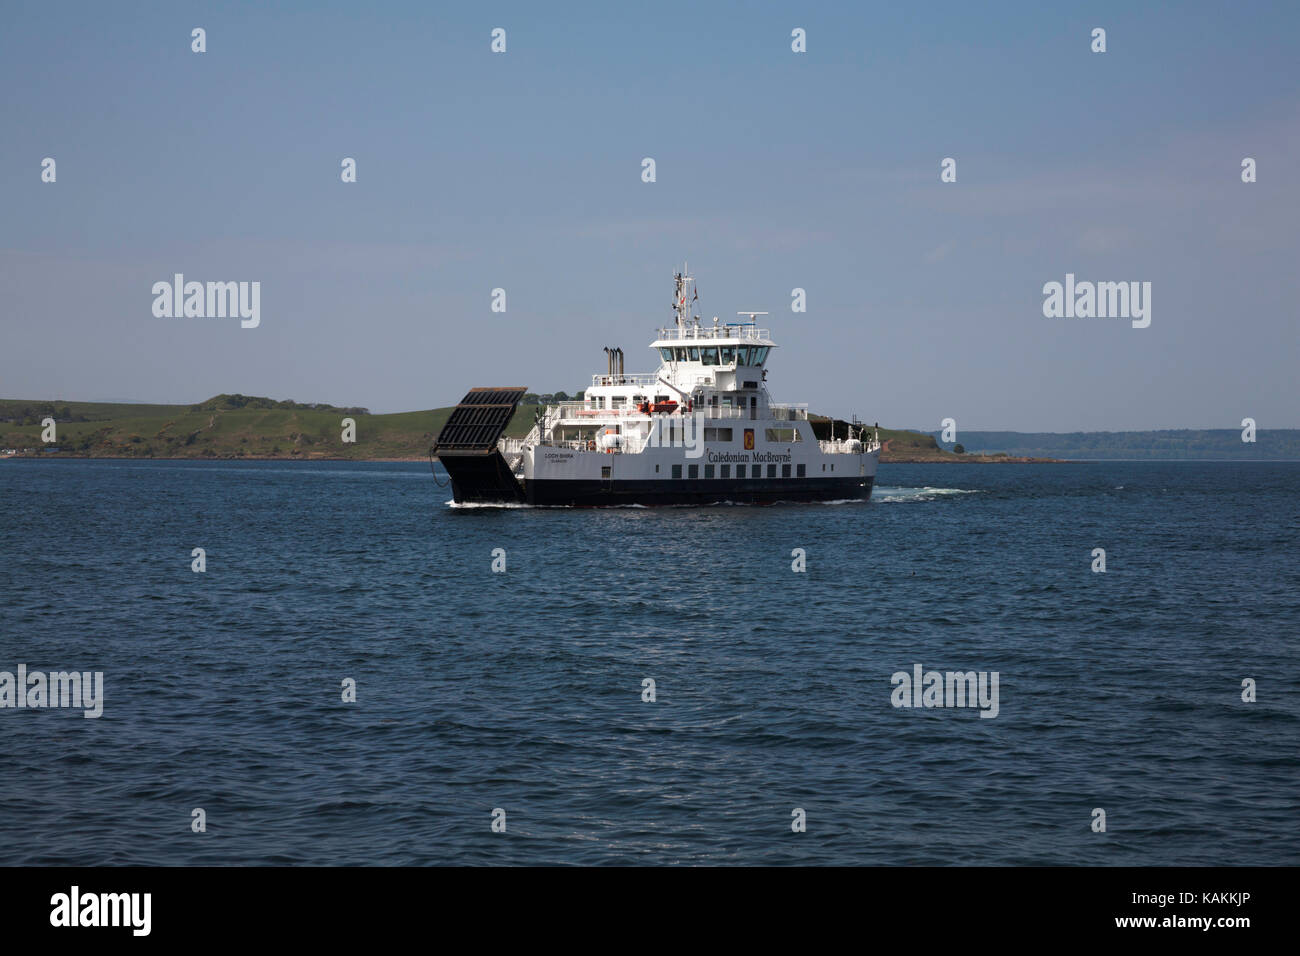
[4,452,1068,464]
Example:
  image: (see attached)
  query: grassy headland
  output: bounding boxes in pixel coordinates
[0,396,1052,463]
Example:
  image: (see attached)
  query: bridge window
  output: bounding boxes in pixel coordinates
[674,347,687,361]
[752,346,769,365]
[659,348,673,362]
[701,347,719,366]
[688,347,700,361]
[719,347,735,364]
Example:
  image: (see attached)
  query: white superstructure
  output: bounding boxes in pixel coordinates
[435,266,881,506]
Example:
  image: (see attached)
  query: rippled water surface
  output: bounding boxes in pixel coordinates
[2,459,1297,865]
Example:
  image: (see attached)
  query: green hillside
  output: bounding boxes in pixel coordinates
[1,396,1011,461]
[0,396,540,460]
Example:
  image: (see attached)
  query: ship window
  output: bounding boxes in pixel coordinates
[701,347,719,366]
[753,346,769,365]
[688,347,700,361]
[782,464,791,478]
[704,464,714,478]
[738,346,754,364]
[720,347,735,364]
[674,348,687,361]
[766,428,796,443]
[655,464,660,473]
[602,466,611,479]
[737,465,747,478]
[721,464,730,478]
[659,348,673,361]
[797,463,806,477]
[672,464,682,479]
[688,464,699,479]
[703,427,734,442]
[767,464,776,478]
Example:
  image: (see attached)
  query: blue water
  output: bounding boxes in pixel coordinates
[1,459,1297,865]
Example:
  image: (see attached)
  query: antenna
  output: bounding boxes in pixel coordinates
[736,311,769,324]
[673,264,695,333]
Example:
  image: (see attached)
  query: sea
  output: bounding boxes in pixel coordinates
[1,459,1297,865]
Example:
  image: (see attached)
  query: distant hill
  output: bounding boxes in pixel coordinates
[1,395,979,462]
[0,396,530,460]
[925,429,1300,460]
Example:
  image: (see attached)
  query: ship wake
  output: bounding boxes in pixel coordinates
[872,486,978,503]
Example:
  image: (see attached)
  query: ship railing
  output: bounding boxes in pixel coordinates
[589,372,659,387]
[655,326,772,342]
[552,403,656,419]
[769,404,808,421]
[819,438,879,454]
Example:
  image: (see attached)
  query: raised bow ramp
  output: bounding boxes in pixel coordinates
[431,387,528,503]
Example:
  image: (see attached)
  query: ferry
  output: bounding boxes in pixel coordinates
[432,266,881,506]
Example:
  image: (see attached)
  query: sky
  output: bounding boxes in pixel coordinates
[1,0,1297,431]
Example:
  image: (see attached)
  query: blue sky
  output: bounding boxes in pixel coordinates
[2,0,1297,430]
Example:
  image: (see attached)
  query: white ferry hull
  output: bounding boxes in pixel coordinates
[431,266,886,509]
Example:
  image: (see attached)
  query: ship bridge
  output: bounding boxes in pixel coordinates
[583,272,788,423]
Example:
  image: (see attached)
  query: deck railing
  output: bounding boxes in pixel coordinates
[654,326,772,342]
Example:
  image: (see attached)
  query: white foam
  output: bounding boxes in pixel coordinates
[872,486,978,503]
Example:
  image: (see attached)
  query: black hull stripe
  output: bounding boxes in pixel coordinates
[520,476,874,507]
